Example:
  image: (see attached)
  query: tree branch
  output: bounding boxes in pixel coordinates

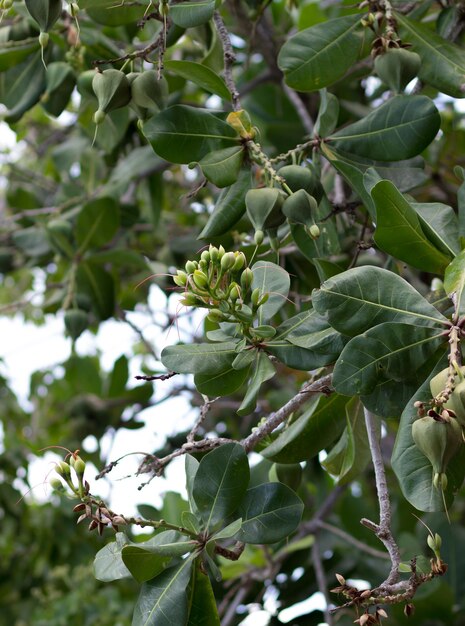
[213,11,241,110]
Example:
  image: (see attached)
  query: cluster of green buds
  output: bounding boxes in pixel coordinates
[172,246,269,330]
[50,453,89,499]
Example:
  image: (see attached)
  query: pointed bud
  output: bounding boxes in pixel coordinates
[241,267,253,291]
[221,252,236,271]
[185,260,197,274]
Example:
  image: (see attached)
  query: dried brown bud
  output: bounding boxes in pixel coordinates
[88,520,98,532]
[360,589,372,599]
[76,513,87,525]
[404,603,415,617]
[73,503,86,512]
[335,573,346,585]
[112,515,127,526]
[376,608,388,619]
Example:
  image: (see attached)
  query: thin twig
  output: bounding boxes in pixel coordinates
[187,395,219,442]
[315,521,390,561]
[361,408,401,587]
[242,374,333,452]
[312,538,333,626]
[213,11,241,110]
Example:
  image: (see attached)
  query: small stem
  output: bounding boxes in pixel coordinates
[312,539,333,626]
[213,11,241,110]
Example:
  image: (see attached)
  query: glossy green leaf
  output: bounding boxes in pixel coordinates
[192,443,249,532]
[187,559,220,626]
[122,532,197,583]
[278,15,365,92]
[333,323,446,396]
[143,105,239,164]
[251,261,290,324]
[185,455,200,517]
[0,51,46,123]
[108,355,129,397]
[170,0,215,28]
[237,352,275,416]
[246,188,283,232]
[194,361,251,396]
[371,180,452,273]
[322,397,372,484]
[198,146,244,188]
[209,518,242,541]
[87,3,147,26]
[234,483,303,544]
[312,265,448,337]
[396,13,465,98]
[329,96,440,161]
[132,556,195,626]
[444,250,465,317]
[199,167,251,238]
[164,60,231,100]
[261,394,348,463]
[161,342,239,375]
[392,359,465,512]
[93,532,131,582]
[76,197,120,251]
[361,377,422,419]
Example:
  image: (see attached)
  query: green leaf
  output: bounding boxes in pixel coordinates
[76,261,115,321]
[170,0,215,28]
[108,355,129,397]
[392,359,465,512]
[312,265,448,337]
[76,197,120,252]
[322,397,373,484]
[290,218,340,261]
[371,180,452,273]
[195,361,251,397]
[192,442,250,532]
[209,518,242,541]
[237,351,275,416]
[0,51,46,123]
[333,322,446,396]
[314,89,339,137]
[93,532,131,582]
[444,250,465,317]
[0,37,40,72]
[396,13,465,98]
[235,482,303,544]
[161,342,239,375]
[86,3,148,26]
[278,15,366,92]
[361,377,422,419]
[276,309,345,357]
[143,105,239,164]
[198,167,251,238]
[132,556,195,626]
[261,394,348,463]
[198,146,244,188]
[411,202,460,258]
[164,60,231,101]
[329,95,441,161]
[187,559,221,626]
[185,455,200,517]
[122,532,197,583]
[265,339,337,370]
[251,261,290,324]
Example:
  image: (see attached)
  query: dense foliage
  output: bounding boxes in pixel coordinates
[3,0,465,624]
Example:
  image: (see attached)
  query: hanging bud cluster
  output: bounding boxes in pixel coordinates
[172,246,269,330]
[50,452,89,499]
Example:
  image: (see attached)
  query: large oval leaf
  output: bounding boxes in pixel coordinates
[396,13,465,98]
[170,0,215,28]
[333,322,446,396]
[312,265,448,337]
[329,95,440,161]
[93,532,131,582]
[278,15,366,92]
[164,60,231,101]
[234,482,303,544]
[194,361,251,397]
[371,180,452,274]
[192,442,250,532]
[161,342,239,375]
[142,105,239,164]
[251,261,290,324]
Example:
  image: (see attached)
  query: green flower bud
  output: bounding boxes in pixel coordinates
[229,283,240,301]
[251,287,261,307]
[257,293,269,307]
[173,270,188,287]
[180,293,199,306]
[221,252,236,271]
[308,224,320,239]
[56,461,71,477]
[218,245,225,259]
[192,269,209,290]
[232,252,246,272]
[185,260,197,274]
[70,455,86,478]
[39,32,49,48]
[254,230,264,245]
[207,309,226,323]
[201,250,211,264]
[50,477,66,492]
[240,268,253,291]
[209,245,219,263]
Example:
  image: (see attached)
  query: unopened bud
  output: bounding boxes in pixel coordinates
[254,230,264,245]
[218,245,225,259]
[209,245,219,263]
[192,270,209,289]
[232,252,246,272]
[221,252,236,271]
[173,270,188,287]
[200,249,210,264]
[229,283,240,301]
[185,260,197,274]
[56,461,71,477]
[240,268,253,291]
[50,477,66,492]
[307,224,320,239]
[207,309,226,323]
